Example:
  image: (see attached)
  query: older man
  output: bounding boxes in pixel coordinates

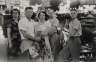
[18,7,41,53]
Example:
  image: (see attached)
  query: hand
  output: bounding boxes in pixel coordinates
[31,52,39,58]
[35,37,41,42]
[9,42,12,48]
[41,31,47,36]
[36,31,42,37]
[49,27,56,35]
[4,38,8,46]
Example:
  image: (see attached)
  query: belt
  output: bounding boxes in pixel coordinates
[22,39,31,41]
[70,36,80,38]
[22,39,27,41]
[74,36,80,37]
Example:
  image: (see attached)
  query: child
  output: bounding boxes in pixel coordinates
[16,42,42,62]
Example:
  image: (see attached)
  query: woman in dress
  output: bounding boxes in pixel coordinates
[7,9,21,57]
[34,11,52,62]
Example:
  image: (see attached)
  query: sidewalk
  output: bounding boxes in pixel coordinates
[0,26,8,62]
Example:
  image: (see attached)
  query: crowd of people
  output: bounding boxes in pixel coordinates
[1,6,82,62]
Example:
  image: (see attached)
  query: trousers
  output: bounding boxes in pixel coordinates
[20,39,33,53]
[50,33,63,62]
[58,37,81,62]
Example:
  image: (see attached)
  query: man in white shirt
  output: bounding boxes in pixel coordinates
[47,9,59,27]
[47,9,60,62]
[18,7,41,53]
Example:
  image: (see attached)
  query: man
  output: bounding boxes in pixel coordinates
[58,9,82,62]
[47,9,59,27]
[18,7,41,53]
[47,9,61,62]
[47,9,59,36]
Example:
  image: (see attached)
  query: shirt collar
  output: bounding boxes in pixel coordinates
[25,17,34,22]
[71,18,77,23]
[49,17,56,23]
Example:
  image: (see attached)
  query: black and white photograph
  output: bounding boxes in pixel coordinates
[0,0,96,62]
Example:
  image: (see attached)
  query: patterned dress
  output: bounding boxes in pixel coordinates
[7,19,21,55]
[35,21,52,62]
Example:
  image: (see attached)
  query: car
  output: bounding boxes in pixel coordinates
[79,16,96,47]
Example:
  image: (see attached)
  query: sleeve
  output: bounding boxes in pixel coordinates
[18,20,27,31]
[46,21,52,33]
[7,20,12,28]
[46,21,51,28]
[73,20,80,29]
[36,58,43,62]
[53,18,59,27]
[56,19,59,26]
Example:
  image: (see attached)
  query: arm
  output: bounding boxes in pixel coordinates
[53,18,60,27]
[20,29,41,42]
[1,15,4,26]
[69,20,80,37]
[41,28,49,36]
[49,18,59,33]
[36,58,43,62]
[18,20,41,42]
[7,28,12,47]
[70,29,77,37]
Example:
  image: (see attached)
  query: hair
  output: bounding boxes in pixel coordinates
[31,42,40,52]
[88,11,91,14]
[11,9,20,16]
[70,9,78,21]
[25,7,33,11]
[10,9,20,20]
[70,9,77,12]
[5,10,10,14]
[49,9,54,13]
[38,11,46,20]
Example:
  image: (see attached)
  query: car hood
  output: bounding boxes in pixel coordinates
[83,27,96,35]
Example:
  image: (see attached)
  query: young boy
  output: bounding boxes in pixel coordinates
[16,42,42,62]
[58,9,82,62]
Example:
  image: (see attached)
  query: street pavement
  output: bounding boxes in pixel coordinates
[0,26,7,62]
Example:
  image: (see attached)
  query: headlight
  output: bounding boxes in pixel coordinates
[93,31,96,34]
[94,37,96,39]
[93,37,96,42]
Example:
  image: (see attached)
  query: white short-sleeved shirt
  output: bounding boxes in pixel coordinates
[69,18,82,36]
[18,17,37,40]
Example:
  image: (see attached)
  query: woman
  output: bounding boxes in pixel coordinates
[7,9,21,56]
[34,11,52,62]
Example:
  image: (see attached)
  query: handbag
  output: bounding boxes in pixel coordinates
[38,37,45,49]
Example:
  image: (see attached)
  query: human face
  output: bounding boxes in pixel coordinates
[12,10,19,18]
[39,12,45,20]
[29,46,37,55]
[49,10,54,18]
[25,9,33,18]
[70,11,77,19]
